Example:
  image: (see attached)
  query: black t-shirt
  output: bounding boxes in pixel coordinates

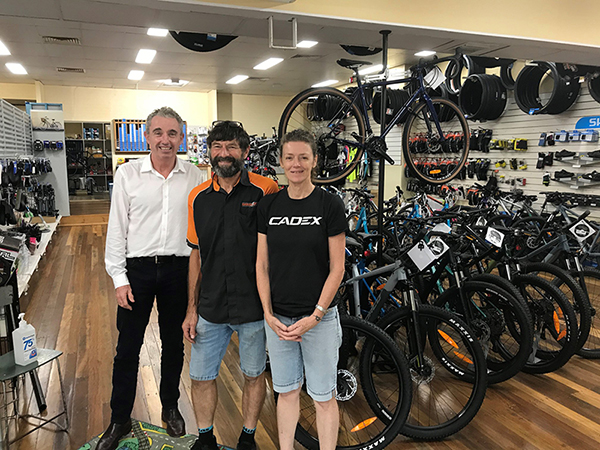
[257,187,347,317]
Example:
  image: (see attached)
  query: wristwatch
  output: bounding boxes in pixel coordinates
[315,304,327,314]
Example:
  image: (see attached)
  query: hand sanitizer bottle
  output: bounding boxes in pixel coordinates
[12,313,38,366]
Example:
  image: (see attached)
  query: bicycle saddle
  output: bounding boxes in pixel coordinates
[337,58,372,70]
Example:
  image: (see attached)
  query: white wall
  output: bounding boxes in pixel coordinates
[39,85,216,127]
[231,94,292,137]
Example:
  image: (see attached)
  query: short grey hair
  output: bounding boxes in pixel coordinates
[146,107,184,134]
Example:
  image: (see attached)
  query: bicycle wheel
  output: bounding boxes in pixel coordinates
[513,274,578,374]
[570,268,600,358]
[433,280,533,384]
[279,87,366,184]
[375,305,487,440]
[294,315,412,450]
[402,98,470,185]
[522,262,591,354]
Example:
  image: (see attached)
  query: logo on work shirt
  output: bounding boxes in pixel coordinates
[241,202,257,207]
[268,216,322,226]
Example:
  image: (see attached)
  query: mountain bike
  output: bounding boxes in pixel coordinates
[279,55,470,185]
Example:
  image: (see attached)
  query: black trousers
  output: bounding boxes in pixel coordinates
[110,256,188,424]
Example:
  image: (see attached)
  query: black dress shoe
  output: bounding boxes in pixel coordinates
[96,421,132,450]
[161,407,186,437]
[191,435,219,450]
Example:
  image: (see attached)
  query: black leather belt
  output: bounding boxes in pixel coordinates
[128,255,187,264]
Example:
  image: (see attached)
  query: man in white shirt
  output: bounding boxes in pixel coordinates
[99,107,204,450]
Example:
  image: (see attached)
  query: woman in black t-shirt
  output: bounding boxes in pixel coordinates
[256,130,346,450]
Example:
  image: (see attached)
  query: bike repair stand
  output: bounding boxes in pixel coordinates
[377,30,391,266]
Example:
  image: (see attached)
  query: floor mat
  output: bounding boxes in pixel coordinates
[78,419,235,449]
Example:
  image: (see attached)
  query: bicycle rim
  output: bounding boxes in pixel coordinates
[377,305,487,440]
[279,87,366,185]
[402,98,469,185]
[515,275,578,374]
[572,268,600,358]
[294,315,412,450]
[434,281,533,384]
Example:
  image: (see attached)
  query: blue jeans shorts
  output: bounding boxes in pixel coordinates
[190,315,267,381]
[265,307,342,402]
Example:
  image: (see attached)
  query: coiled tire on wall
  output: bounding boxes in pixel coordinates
[514,61,580,115]
[459,74,507,121]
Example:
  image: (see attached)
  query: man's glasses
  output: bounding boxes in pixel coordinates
[211,120,244,129]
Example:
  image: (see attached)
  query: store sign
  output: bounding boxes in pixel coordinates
[575,116,600,129]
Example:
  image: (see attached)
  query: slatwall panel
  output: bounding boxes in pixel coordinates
[0,99,33,156]
[444,84,600,218]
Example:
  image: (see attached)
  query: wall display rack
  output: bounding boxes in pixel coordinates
[65,122,112,194]
[0,100,32,156]
[112,119,187,153]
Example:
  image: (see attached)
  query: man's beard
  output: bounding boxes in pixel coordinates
[211,155,244,178]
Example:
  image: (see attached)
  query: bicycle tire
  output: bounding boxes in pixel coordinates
[433,280,533,384]
[569,267,600,358]
[293,314,412,450]
[513,274,578,374]
[375,305,487,440]
[522,262,592,354]
[402,98,470,185]
[278,87,366,185]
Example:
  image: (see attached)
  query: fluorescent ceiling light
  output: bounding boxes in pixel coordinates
[253,57,283,70]
[359,64,384,75]
[415,50,436,57]
[312,79,338,88]
[161,78,189,87]
[297,40,318,48]
[135,49,157,64]
[147,28,169,37]
[226,75,249,85]
[0,40,10,56]
[6,63,27,75]
[128,70,144,80]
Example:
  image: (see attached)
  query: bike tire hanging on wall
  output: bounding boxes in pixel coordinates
[372,88,410,125]
[514,62,580,114]
[459,74,507,121]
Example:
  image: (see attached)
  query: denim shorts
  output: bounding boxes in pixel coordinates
[190,315,267,381]
[265,308,342,402]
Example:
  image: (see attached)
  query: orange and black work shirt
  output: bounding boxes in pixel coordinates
[187,169,278,324]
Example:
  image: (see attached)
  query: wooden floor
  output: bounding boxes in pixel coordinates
[8,216,600,449]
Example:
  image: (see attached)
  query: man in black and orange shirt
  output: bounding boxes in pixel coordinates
[183,121,278,450]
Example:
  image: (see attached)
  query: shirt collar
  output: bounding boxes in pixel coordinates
[141,154,187,176]
[209,169,249,193]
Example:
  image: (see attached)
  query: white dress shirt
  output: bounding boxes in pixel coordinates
[105,155,206,288]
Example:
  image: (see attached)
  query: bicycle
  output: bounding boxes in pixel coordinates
[278,55,470,185]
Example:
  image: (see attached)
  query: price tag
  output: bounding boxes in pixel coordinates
[485,227,505,247]
[569,220,595,242]
[407,239,449,271]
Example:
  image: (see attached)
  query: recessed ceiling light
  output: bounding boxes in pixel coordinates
[135,49,157,64]
[6,63,27,75]
[359,64,384,75]
[0,40,10,56]
[147,28,169,37]
[297,40,318,48]
[253,58,284,70]
[226,75,249,85]
[161,78,189,87]
[128,70,144,80]
[312,79,338,88]
[415,50,436,57]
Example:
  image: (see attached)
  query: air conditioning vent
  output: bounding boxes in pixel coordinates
[43,36,81,45]
[56,67,85,73]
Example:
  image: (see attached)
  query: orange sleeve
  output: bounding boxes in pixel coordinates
[186,185,202,249]
[248,172,279,195]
